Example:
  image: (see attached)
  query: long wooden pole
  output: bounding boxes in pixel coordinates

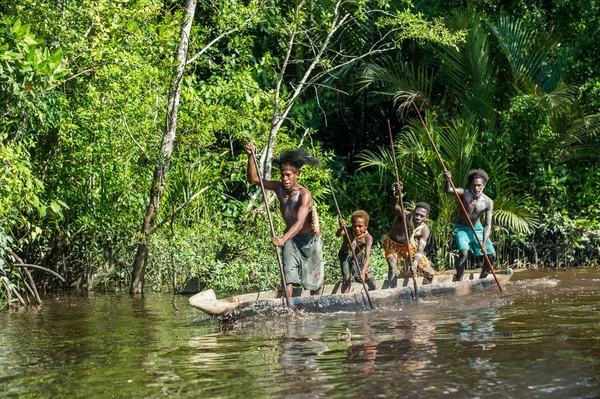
[387,120,420,299]
[411,105,503,292]
[250,151,293,308]
[328,179,374,310]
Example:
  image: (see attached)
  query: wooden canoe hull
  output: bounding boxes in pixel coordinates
[189,269,513,321]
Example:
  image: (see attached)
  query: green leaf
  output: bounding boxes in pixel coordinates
[12,19,21,33]
[50,201,62,214]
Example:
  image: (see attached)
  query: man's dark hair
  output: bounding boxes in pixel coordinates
[467,169,489,184]
[415,202,430,215]
[272,148,320,173]
[352,210,370,226]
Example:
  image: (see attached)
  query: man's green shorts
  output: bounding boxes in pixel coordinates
[453,223,495,256]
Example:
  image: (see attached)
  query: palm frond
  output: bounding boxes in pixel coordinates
[358,56,434,117]
[493,196,539,234]
[355,147,397,176]
[536,82,579,118]
[489,15,564,94]
[436,117,479,186]
[437,11,497,130]
[562,114,600,146]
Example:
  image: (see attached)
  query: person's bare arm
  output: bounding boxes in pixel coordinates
[360,234,374,279]
[412,226,430,267]
[246,142,278,191]
[443,171,464,195]
[274,190,312,245]
[391,182,407,216]
[483,198,493,248]
[336,217,347,237]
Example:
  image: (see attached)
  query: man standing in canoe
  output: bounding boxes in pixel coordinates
[444,169,496,281]
[245,142,324,297]
[382,182,435,286]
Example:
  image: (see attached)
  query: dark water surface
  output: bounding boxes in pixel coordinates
[1,268,599,398]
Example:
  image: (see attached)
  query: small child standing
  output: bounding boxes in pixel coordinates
[336,210,376,293]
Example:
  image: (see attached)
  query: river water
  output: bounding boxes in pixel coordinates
[0,268,598,398]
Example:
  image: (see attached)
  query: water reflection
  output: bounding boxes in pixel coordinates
[346,323,377,375]
[456,308,502,350]
[0,269,599,398]
[278,322,332,397]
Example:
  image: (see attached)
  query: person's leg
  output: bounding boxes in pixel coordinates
[475,233,496,279]
[339,251,352,293]
[480,252,496,278]
[366,277,376,291]
[455,249,469,281]
[385,249,398,287]
[299,234,324,293]
[341,275,351,293]
[282,239,302,296]
[454,227,471,281]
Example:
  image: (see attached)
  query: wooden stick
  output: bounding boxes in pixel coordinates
[411,104,503,292]
[250,151,292,309]
[21,277,34,305]
[328,179,374,310]
[12,264,66,283]
[5,247,43,305]
[387,120,420,299]
[7,281,26,306]
[21,267,41,305]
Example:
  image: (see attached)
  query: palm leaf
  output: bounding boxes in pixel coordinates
[493,196,539,234]
[480,154,538,234]
[489,15,564,94]
[436,117,479,186]
[535,82,579,118]
[561,113,600,146]
[358,56,434,118]
[437,11,498,131]
[355,147,397,177]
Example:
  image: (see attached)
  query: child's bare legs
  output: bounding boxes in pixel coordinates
[341,274,351,293]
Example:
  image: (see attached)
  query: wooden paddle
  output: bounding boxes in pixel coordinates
[328,178,375,310]
[387,120,420,299]
[249,149,293,308]
[411,105,503,292]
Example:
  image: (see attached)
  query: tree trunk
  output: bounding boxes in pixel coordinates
[130,0,197,295]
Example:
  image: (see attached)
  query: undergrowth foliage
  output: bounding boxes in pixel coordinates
[146,208,389,294]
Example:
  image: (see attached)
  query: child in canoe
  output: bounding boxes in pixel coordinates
[336,210,376,293]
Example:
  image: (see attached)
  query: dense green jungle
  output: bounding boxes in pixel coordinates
[1,0,599,308]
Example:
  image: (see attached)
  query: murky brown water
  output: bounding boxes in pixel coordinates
[1,268,599,398]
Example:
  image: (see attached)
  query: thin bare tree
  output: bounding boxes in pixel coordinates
[248,0,460,207]
[130,0,258,294]
[130,0,198,294]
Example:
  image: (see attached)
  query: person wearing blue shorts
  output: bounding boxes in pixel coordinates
[444,169,496,281]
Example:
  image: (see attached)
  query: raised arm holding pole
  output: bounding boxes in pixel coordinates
[246,143,292,308]
[386,120,420,298]
[246,142,325,301]
[411,105,503,292]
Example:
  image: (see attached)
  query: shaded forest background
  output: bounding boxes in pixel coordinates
[1,0,599,305]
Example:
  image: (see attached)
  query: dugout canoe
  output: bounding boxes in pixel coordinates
[189,268,514,321]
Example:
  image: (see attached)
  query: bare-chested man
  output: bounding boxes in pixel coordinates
[382,183,435,287]
[246,142,324,297]
[444,169,496,281]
